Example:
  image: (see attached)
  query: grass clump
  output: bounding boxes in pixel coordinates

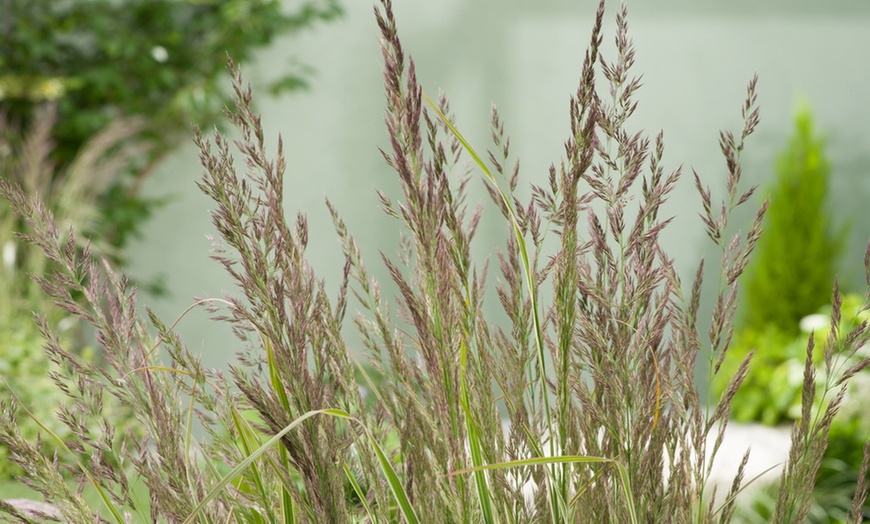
[1,0,870,522]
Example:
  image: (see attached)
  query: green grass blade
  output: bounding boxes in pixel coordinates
[277,445,296,524]
[344,464,378,524]
[459,394,495,524]
[262,336,293,414]
[281,459,296,524]
[611,458,638,524]
[230,408,277,523]
[261,335,298,523]
[285,494,296,524]
[456,285,495,524]
[569,467,604,507]
[327,409,419,524]
[362,420,420,524]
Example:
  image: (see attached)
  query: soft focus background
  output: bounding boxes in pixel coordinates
[3,0,870,516]
[126,0,870,371]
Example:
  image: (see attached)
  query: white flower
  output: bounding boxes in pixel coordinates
[799,313,829,333]
[151,45,169,63]
[2,240,15,269]
[841,371,870,425]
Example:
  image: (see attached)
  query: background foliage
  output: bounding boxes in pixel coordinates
[0,0,342,253]
[741,104,845,334]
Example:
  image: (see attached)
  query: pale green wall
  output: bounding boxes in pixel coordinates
[128,1,870,370]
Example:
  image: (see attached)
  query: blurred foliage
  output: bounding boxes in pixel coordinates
[736,459,869,524]
[0,0,342,256]
[719,293,870,425]
[1,103,148,311]
[0,312,93,480]
[724,105,867,518]
[718,326,807,426]
[742,104,846,334]
[722,293,870,522]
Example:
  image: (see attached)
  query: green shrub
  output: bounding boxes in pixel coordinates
[717,326,806,425]
[0,0,341,255]
[1,1,869,522]
[742,104,845,334]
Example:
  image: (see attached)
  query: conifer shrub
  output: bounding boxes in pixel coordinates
[742,105,845,334]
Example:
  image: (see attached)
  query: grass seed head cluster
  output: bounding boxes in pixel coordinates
[2,0,870,522]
